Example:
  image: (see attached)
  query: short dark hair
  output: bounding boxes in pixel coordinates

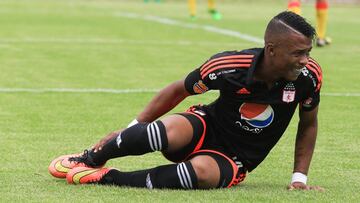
[267,11,316,39]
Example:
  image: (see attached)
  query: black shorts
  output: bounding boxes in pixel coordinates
[162,106,247,188]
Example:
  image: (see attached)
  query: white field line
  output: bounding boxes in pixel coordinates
[0,38,241,47]
[0,87,359,97]
[0,88,160,94]
[114,12,264,45]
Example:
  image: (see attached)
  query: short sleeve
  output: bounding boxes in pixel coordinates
[184,68,216,95]
[300,58,323,111]
[184,51,253,95]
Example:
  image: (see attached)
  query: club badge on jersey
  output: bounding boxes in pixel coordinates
[282,82,296,103]
[193,80,209,94]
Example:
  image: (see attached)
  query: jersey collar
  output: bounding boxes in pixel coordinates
[245,48,264,86]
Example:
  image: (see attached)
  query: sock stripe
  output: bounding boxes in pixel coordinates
[181,163,193,189]
[178,163,189,188]
[177,163,193,189]
[176,164,186,188]
[146,124,155,151]
[180,163,190,188]
[150,123,159,150]
[153,122,162,150]
[147,122,164,151]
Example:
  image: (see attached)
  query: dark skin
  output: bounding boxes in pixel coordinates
[258,29,312,88]
[93,27,324,191]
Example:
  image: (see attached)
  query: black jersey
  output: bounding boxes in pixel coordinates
[184,48,322,171]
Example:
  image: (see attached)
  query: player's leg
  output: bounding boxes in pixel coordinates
[85,115,194,164]
[287,0,301,15]
[66,109,207,188]
[86,115,193,164]
[66,109,247,189]
[315,0,330,47]
[207,0,215,12]
[66,150,247,189]
[49,114,194,178]
[188,0,197,19]
[207,0,222,20]
[67,160,200,189]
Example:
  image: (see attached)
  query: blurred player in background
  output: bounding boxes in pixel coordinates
[288,0,331,47]
[188,0,222,20]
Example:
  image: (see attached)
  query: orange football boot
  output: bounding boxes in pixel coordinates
[48,150,104,178]
[66,166,113,184]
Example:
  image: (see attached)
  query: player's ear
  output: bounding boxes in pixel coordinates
[265,42,276,56]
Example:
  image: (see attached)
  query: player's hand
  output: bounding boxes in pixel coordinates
[93,129,123,153]
[287,182,325,192]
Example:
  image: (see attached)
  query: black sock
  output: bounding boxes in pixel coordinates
[100,162,198,189]
[90,121,168,165]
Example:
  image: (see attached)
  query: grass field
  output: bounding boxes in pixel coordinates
[0,0,359,202]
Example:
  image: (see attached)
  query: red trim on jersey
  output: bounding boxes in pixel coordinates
[308,59,322,79]
[187,149,246,188]
[200,55,254,72]
[288,1,301,8]
[316,2,328,9]
[306,60,323,92]
[184,111,206,152]
[200,59,253,76]
[201,63,251,80]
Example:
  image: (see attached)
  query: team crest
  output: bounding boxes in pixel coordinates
[282,82,296,103]
[193,80,208,94]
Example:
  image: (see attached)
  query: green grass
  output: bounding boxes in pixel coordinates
[0,0,359,202]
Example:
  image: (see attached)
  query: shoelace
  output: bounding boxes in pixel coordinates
[68,149,89,164]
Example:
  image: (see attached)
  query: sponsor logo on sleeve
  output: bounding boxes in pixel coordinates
[209,73,217,80]
[301,67,309,76]
[193,80,209,94]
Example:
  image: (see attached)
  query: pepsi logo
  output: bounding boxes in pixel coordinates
[239,103,274,128]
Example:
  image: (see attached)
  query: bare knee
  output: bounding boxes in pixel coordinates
[190,155,220,189]
[161,115,193,152]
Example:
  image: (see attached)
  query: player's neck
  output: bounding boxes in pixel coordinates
[254,57,280,89]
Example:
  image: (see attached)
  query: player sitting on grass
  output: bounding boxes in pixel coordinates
[49,11,324,191]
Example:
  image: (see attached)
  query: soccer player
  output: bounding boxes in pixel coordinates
[287,0,331,47]
[188,0,222,20]
[49,11,324,191]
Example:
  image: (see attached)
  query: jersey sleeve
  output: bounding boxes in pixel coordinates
[184,52,228,95]
[300,58,323,111]
[184,67,219,95]
[184,51,254,95]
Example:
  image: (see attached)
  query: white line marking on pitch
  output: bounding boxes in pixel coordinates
[0,88,159,94]
[0,88,359,97]
[114,12,264,44]
[0,38,244,47]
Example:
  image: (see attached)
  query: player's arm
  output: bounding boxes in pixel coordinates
[135,51,230,123]
[93,80,190,152]
[94,54,217,151]
[136,59,218,123]
[288,105,324,191]
[136,79,190,123]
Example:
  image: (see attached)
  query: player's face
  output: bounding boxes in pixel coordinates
[274,32,313,81]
